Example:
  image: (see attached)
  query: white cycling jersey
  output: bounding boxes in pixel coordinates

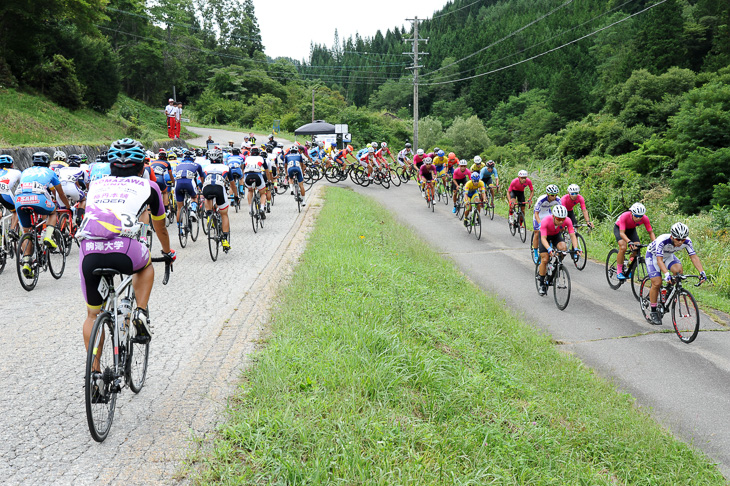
[534,194,560,221]
[0,168,22,197]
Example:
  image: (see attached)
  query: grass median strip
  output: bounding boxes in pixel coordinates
[191,186,724,484]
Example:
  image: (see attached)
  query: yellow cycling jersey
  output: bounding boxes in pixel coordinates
[470,163,485,172]
[464,180,486,193]
[433,156,448,166]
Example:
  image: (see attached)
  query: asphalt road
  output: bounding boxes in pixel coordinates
[345,177,730,478]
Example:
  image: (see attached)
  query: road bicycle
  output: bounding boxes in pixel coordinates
[250,190,265,233]
[562,224,589,271]
[206,207,225,261]
[0,208,18,275]
[177,194,199,248]
[464,202,482,240]
[483,184,497,220]
[509,201,528,243]
[454,189,465,220]
[534,249,577,310]
[396,163,417,183]
[85,256,172,442]
[57,206,79,257]
[605,243,648,301]
[435,177,450,205]
[639,274,703,343]
[16,208,66,291]
[291,178,303,213]
[423,181,435,212]
[348,164,372,187]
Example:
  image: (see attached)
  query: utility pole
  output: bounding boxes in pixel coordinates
[405,17,428,150]
[312,88,315,123]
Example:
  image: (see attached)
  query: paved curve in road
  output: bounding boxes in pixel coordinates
[0,129,321,484]
[343,176,730,477]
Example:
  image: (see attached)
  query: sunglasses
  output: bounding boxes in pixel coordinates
[569,192,578,196]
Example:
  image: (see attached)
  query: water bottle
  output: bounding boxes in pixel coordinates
[660,288,667,303]
[190,201,197,212]
[547,261,554,277]
[118,298,133,331]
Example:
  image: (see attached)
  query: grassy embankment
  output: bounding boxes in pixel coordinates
[0,88,192,147]
[188,187,724,484]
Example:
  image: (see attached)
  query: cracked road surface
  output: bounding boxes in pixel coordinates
[347,179,730,478]
[0,164,322,485]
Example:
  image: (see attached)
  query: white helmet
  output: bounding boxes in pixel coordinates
[458,159,468,166]
[546,184,559,195]
[630,202,646,217]
[367,147,375,153]
[518,170,528,178]
[567,184,580,194]
[473,155,482,164]
[671,222,689,239]
[552,205,568,219]
[381,142,387,148]
[53,150,67,161]
[371,142,378,148]
[417,149,424,155]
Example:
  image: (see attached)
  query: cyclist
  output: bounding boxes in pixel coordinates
[615,202,656,280]
[333,144,354,168]
[227,147,244,199]
[202,149,237,250]
[51,151,68,173]
[463,172,487,226]
[77,138,175,349]
[419,157,437,202]
[58,154,90,225]
[174,152,205,234]
[536,205,579,296]
[150,151,174,215]
[433,150,449,186]
[644,222,707,325]
[0,154,21,234]
[89,154,111,186]
[479,160,498,195]
[15,152,71,276]
[359,147,376,180]
[508,170,534,226]
[470,155,485,173]
[561,184,594,229]
[451,160,471,213]
[446,152,459,178]
[285,145,307,206]
[532,184,561,262]
[413,149,426,186]
[243,146,267,220]
[396,143,413,168]
[267,134,278,149]
[376,142,393,167]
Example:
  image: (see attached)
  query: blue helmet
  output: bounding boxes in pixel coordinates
[470,172,480,183]
[437,150,445,157]
[108,138,146,168]
[0,154,14,167]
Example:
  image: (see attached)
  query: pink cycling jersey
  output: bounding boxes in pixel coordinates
[561,194,586,211]
[540,215,574,237]
[509,177,533,193]
[419,164,437,179]
[615,211,653,232]
[452,168,471,180]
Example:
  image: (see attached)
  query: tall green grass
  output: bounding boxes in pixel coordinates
[189,187,724,484]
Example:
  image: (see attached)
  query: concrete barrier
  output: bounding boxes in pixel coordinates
[0,140,189,171]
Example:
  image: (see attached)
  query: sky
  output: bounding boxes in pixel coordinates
[252,0,454,61]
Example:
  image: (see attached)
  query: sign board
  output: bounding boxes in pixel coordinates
[206,140,217,151]
[272,119,280,135]
[343,133,352,142]
[335,124,348,134]
[314,134,337,148]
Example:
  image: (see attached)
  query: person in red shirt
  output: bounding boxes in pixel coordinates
[164,99,177,139]
[614,202,656,280]
[507,169,534,224]
[451,160,471,213]
[536,205,580,295]
[419,157,438,201]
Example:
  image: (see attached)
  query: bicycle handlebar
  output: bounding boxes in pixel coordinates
[150,257,173,285]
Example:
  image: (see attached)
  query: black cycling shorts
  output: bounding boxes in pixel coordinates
[613,224,639,243]
[539,233,564,253]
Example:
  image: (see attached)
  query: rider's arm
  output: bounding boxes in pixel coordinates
[148,185,171,253]
[53,183,71,209]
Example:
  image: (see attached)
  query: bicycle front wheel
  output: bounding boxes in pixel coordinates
[85,312,118,442]
[605,249,621,290]
[672,289,700,343]
[631,260,648,301]
[639,277,654,324]
[486,193,494,220]
[48,228,66,279]
[474,211,482,240]
[553,264,571,310]
[573,232,587,271]
[518,214,527,243]
[16,233,39,291]
[509,214,516,236]
[207,217,219,261]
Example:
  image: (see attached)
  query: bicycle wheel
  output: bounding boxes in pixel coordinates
[534,263,541,293]
[605,249,621,290]
[324,166,339,183]
[639,277,654,324]
[466,212,473,234]
[631,260,648,301]
[390,169,401,187]
[48,228,66,279]
[509,213,517,236]
[518,213,527,243]
[16,233,38,291]
[381,171,391,189]
[672,289,700,343]
[58,213,73,257]
[474,211,482,240]
[486,193,494,220]
[572,232,587,271]
[295,185,302,213]
[126,292,149,393]
[85,312,117,442]
[553,264,571,310]
[207,216,218,261]
[178,208,189,248]
[442,184,450,205]
[189,206,199,242]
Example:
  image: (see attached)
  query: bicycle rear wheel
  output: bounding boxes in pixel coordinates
[572,232,587,271]
[639,277,654,323]
[189,206,199,242]
[85,312,117,442]
[631,260,648,301]
[178,208,189,248]
[553,264,571,310]
[48,228,66,279]
[534,263,541,294]
[518,213,527,243]
[251,198,258,233]
[672,289,700,343]
[605,249,621,290]
[126,291,149,393]
[509,214,516,236]
[473,211,481,240]
[207,216,219,261]
[486,193,494,220]
[16,233,39,291]
[58,213,73,257]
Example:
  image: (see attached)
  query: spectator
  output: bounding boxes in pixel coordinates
[228,140,235,148]
[249,132,256,144]
[165,98,177,139]
[175,102,183,139]
[206,135,216,151]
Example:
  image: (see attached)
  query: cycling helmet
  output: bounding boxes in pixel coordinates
[470,172,480,183]
[381,142,388,148]
[371,142,378,149]
[231,147,241,156]
[0,154,14,167]
[305,141,311,147]
[167,153,178,162]
[424,156,433,164]
[367,147,375,153]
[671,222,689,240]
[546,184,559,195]
[417,149,424,156]
[221,146,232,153]
[434,147,441,153]
[448,152,456,160]
[290,145,299,154]
[108,138,146,168]
[209,149,223,162]
[145,150,155,159]
[331,142,336,148]
[53,150,67,161]
[67,154,82,167]
[268,134,275,140]
[458,159,468,166]
[517,170,528,178]
[473,155,482,164]
[157,151,168,161]
[486,160,495,168]
[78,154,88,164]
[405,143,412,149]
[318,141,325,148]
[98,150,108,162]
[630,202,646,217]
[552,205,568,219]
[250,147,260,156]
[567,184,580,194]
[174,147,184,156]
[183,152,194,161]
[347,144,353,152]
[32,152,50,166]
[437,150,445,157]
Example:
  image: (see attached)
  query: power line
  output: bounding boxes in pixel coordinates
[421,0,574,78]
[431,0,484,20]
[422,0,639,84]
[418,0,668,86]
